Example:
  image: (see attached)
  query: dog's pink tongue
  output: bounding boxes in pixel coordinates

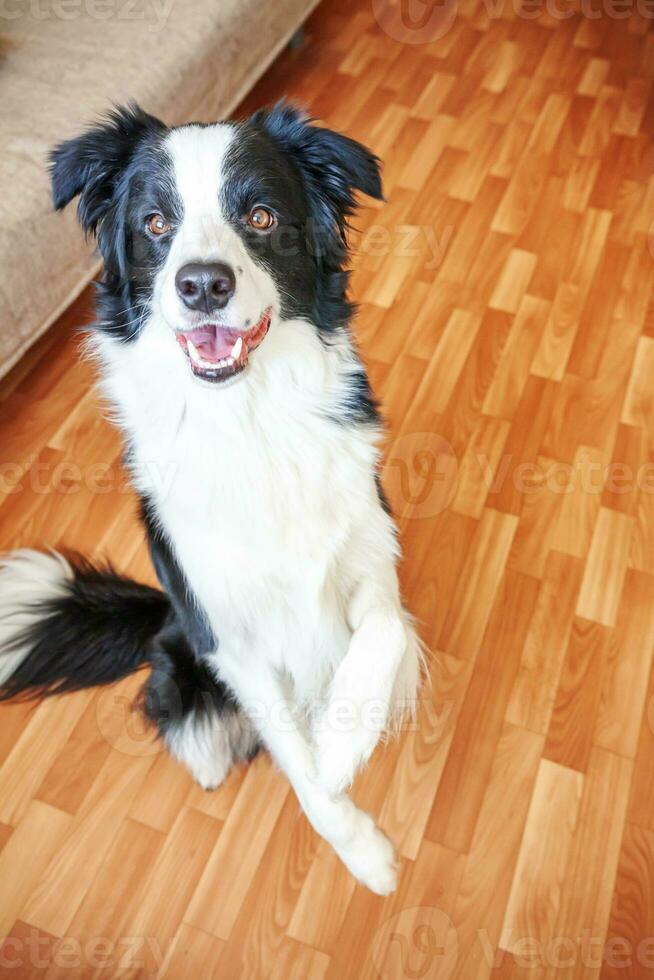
[186,326,236,362]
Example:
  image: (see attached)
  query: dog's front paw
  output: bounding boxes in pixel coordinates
[314,722,380,795]
[333,811,399,895]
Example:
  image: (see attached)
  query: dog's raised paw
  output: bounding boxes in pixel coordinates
[334,812,399,895]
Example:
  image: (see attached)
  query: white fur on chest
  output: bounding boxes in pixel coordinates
[95,315,382,697]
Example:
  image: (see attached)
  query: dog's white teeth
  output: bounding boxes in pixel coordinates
[187,337,241,372]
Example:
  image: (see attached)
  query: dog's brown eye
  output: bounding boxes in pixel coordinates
[247,206,276,231]
[146,213,172,236]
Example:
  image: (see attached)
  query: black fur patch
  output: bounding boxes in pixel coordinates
[224,103,383,336]
[140,494,215,657]
[50,104,178,343]
[138,494,254,754]
[141,614,242,742]
[0,548,258,770]
[0,556,168,701]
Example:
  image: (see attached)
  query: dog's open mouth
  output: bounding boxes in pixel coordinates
[176,308,272,383]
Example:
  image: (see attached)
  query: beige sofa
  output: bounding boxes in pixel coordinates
[0,0,319,379]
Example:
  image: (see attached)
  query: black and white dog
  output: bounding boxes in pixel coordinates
[0,104,422,893]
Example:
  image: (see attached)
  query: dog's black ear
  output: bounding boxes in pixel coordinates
[49,103,166,237]
[250,102,383,248]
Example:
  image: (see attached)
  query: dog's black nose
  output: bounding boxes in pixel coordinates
[175,262,236,313]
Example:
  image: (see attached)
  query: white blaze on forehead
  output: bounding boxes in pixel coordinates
[156,121,280,333]
[165,123,236,239]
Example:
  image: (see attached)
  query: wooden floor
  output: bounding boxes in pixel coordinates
[1,1,654,977]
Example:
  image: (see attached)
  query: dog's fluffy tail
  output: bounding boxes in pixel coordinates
[0,549,169,701]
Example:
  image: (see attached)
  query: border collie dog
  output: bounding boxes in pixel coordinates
[0,104,422,894]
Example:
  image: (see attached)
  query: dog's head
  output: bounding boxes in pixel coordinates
[50,102,382,386]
